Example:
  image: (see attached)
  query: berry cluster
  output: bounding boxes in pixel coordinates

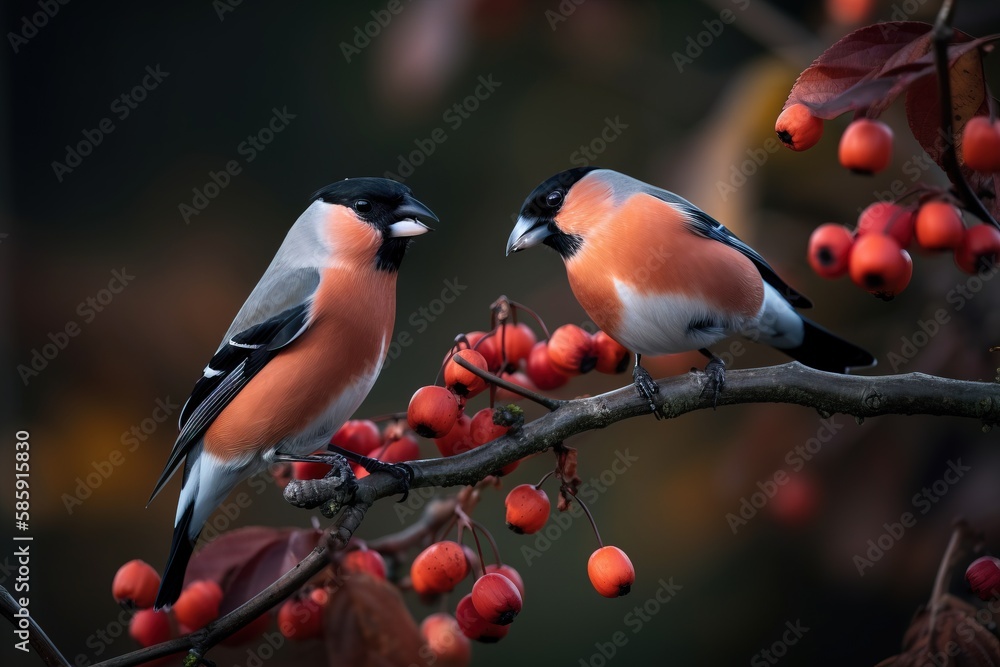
[404,300,629,469]
[777,103,1000,300]
[112,560,228,649]
[289,418,420,481]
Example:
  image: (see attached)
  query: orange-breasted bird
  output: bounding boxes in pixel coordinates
[149,178,437,608]
[506,167,874,410]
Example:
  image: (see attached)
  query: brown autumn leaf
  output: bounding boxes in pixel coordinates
[874,594,1000,666]
[905,48,1000,221]
[185,526,323,614]
[556,446,581,512]
[324,575,430,667]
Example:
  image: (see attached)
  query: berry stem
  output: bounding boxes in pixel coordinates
[469,517,502,567]
[453,354,565,411]
[535,469,556,490]
[455,506,488,578]
[507,299,551,339]
[563,484,603,549]
[931,0,1000,230]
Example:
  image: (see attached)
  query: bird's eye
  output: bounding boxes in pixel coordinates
[354,200,372,213]
[545,190,564,208]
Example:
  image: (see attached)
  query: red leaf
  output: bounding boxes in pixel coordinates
[324,576,429,667]
[785,22,991,121]
[185,526,323,614]
[785,22,935,118]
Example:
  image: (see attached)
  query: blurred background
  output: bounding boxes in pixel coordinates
[4,0,1000,664]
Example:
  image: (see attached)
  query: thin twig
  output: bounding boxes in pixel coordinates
[453,354,564,411]
[932,0,1000,229]
[0,587,70,667]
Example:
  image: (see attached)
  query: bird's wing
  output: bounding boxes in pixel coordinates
[220,267,322,349]
[644,190,813,309]
[147,302,310,503]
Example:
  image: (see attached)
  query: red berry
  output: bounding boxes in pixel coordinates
[376,434,420,463]
[587,546,635,598]
[857,202,915,248]
[470,408,508,446]
[331,419,381,456]
[966,556,1000,600]
[434,413,474,457]
[768,475,819,527]
[826,0,875,24]
[341,548,387,580]
[129,609,172,647]
[955,224,1000,274]
[112,559,161,609]
[411,541,469,595]
[495,322,537,365]
[961,116,1000,172]
[808,224,854,279]
[484,564,525,600]
[504,484,550,534]
[468,331,503,372]
[174,580,223,632]
[420,613,472,667]
[849,234,912,299]
[839,118,893,174]
[293,459,332,480]
[547,325,597,375]
[455,594,509,643]
[407,386,461,439]
[775,103,824,151]
[444,349,489,397]
[915,201,965,251]
[525,341,570,390]
[277,596,324,640]
[471,573,522,626]
[593,331,630,374]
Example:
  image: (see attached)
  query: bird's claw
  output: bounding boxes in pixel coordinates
[362,459,415,502]
[700,358,726,408]
[633,365,662,419]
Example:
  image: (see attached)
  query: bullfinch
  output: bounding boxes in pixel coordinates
[506,167,874,411]
[148,178,437,609]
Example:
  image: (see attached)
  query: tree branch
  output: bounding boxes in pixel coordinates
[17,364,1000,667]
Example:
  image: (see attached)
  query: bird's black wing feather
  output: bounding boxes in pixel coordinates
[147,303,310,503]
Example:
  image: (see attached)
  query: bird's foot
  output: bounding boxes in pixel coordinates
[326,444,414,502]
[359,457,415,502]
[700,357,727,408]
[633,365,662,420]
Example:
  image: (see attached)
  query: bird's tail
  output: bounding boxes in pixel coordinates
[154,502,196,610]
[783,316,876,373]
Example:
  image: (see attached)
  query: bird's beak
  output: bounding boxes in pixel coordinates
[389,195,438,237]
[506,216,555,256]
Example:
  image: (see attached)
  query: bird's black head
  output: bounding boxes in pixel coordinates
[507,167,599,258]
[312,178,438,271]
